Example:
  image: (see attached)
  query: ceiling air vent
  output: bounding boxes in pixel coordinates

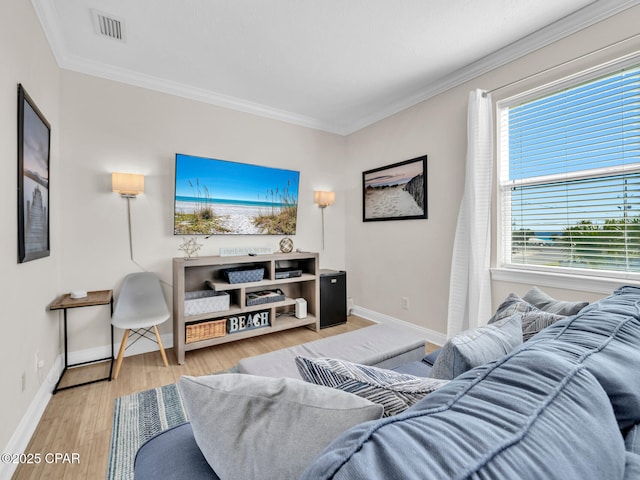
[93,11,125,41]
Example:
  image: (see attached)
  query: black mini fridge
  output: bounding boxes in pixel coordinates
[320,270,347,328]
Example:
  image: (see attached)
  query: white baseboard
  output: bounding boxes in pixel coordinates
[66,332,173,365]
[0,356,63,480]
[351,305,447,347]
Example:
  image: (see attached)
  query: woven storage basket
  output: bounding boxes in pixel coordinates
[246,289,285,306]
[222,266,265,284]
[184,290,230,316]
[185,319,226,343]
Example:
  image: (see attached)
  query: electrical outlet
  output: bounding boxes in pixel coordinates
[21,372,26,392]
[401,296,409,310]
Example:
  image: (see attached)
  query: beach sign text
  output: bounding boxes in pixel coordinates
[227,310,270,333]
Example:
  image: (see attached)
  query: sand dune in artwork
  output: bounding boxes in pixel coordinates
[175,200,264,234]
[365,185,423,218]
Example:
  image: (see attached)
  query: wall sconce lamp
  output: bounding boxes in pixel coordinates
[314,191,335,208]
[112,172,145,261]
[314,190,335,250]
[112,172,144,198]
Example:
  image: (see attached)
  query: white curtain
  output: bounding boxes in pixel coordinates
[446,89,494,337]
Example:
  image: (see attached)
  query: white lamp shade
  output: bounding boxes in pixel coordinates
[314,190,335,207]
[112,172,144,196]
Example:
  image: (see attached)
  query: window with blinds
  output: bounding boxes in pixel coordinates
[498,62,640,276]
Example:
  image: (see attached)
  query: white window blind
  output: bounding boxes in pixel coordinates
[498,63,640,275]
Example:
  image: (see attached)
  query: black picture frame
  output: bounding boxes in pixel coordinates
[363,155,427,222]
[18,84,51,263]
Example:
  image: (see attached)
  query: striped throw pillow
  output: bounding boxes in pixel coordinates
[295,356,449,417]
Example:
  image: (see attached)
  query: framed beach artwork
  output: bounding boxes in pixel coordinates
[362,155,427,222]
[174,154,300,235]
[17,84,51,263]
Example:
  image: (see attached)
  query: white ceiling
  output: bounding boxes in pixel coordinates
[31,0,640,135]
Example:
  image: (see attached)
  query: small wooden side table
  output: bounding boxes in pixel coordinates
[49,290,114,393]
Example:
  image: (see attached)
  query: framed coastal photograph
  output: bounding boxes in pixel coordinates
[174,154,300,235]
[363,155,427,222]
[17,84,51,263]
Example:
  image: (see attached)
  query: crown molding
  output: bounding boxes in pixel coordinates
[342,0,640,134]
[30,0,66,66]
[58,52,344,134]
[31,0,640,136]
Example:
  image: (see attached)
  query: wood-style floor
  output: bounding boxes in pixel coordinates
[13,316,374,479]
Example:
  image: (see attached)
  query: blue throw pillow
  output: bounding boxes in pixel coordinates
[521,285,640,430]
[301,350,626,480]
[523,286,589,315]
[490,292,566,341]
[429,313,522,380]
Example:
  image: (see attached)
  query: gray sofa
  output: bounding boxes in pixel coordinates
[135,286,640,479]
[236,322,430,378]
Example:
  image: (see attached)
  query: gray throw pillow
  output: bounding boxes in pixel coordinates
[178,374,383,480]
[520,310,565,341]
[430,314,523,380]
[490,292,566,341]
[488,292,537,323]
[523,286,588,316]
[295,356,449,417]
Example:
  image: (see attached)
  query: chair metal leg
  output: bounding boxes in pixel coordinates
[153,325,169,367]
[113,329,130,380]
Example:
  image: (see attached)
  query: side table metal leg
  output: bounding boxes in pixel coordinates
[108,324,114,381]
[53,309,69,394]
[63,308,68,369]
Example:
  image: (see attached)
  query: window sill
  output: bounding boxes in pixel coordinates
[490,267,640,295]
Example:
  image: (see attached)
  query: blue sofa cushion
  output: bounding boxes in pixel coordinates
[626,424,640,454]
[625,453,640,480]
[392,350,441,376]
[301,350,626,480]
[134,423,218,480]
[521,285,640,429]
[430,313,522,379]
[391,359,432,377]
[421,349,441,366]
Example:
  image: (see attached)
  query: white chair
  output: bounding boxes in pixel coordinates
[111,272,170,379]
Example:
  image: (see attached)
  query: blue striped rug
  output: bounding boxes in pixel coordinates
[107,383,188,480]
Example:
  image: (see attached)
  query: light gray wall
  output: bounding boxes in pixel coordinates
[0,0,61,453]
[345,92,466,334]
[56,71,348,351]
[345,6,640,334]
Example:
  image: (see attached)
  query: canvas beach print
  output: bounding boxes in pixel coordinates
[18,84,51,263]
[174,154,300,235]
[363,155,427,222]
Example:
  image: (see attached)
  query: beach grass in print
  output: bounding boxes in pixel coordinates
[363,156,427,222]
